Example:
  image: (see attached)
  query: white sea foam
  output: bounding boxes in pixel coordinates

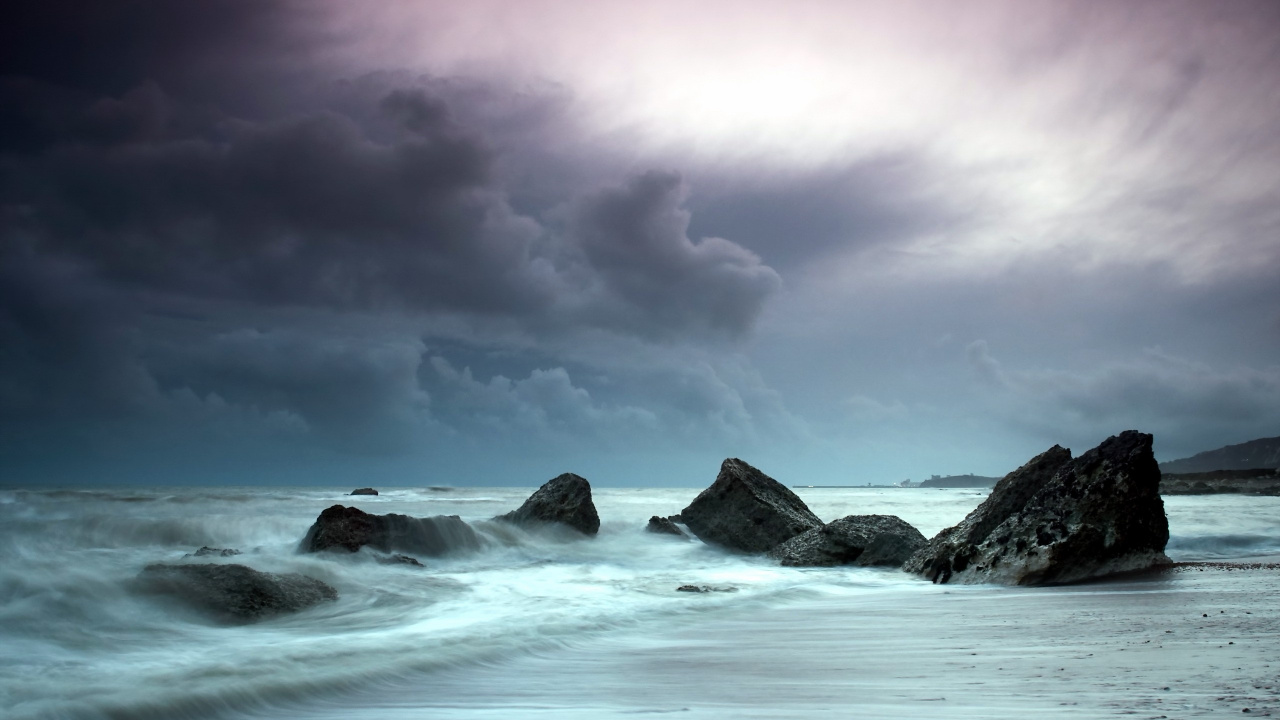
[0,486,1277,719]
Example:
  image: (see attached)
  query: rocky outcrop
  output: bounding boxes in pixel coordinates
[349,487,379,495]
[770,515,926,567]
[189,546,240,558]
[905,431,1170,585]
[300,505,482,556]
[495,473,600,535]
[1161,469,1280,496]
[679,458,822,553]
[137,563,337,622]
[646,516,687,537]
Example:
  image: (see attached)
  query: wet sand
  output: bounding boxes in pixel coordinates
[262,563,1280,719]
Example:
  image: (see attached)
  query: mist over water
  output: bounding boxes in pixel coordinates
[1,486,1277,719]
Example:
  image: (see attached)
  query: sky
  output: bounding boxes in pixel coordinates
[2,0,1279,487]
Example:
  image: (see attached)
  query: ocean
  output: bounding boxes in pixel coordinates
[2,485,1279,719]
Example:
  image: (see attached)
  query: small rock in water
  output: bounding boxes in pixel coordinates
[494,473,600,535]
[675,585,737,593]
[769,514,926,567]
[136,563,337,622]
[189,546,241,558]
[300,505,481,556]
[378,554,425,567]
[646,516,687,537]
[350,487,379,495]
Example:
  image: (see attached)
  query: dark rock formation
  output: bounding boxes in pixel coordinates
[495,473,600,535]
[905,431,1170,585]
[189,546,241,557]
[136,563,337,622]
[646,516,687,537]
[350,487,379,495]
[378,554,425,567]
[1160,435,1280,474]
[678,458,822,553]
[770,515,926,567]
[300,505,481,556]
[676,584,738,593]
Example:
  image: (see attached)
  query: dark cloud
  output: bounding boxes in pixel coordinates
[569,171,781,339]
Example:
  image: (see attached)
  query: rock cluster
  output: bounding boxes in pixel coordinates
[678,458,823,553]
[300,505,482,556]
[905,431,1170,585]
[137,563,337,622]
[350,487,379,495]
[770,515,926,567]
[495,473,600,535]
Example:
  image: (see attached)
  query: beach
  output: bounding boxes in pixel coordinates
[2,487,1278,719]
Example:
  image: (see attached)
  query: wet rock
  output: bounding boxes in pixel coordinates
[349,488,379,496]
[646,516,687,537]
[770,515,926,567]
[378,553,424,567]
[300,505,482,556]
[905,431,1170,585]
[495,473,600,535]
[189,546,241,558]
[676,585,737,593]
[137,563,337,622]
[678,458,822,553]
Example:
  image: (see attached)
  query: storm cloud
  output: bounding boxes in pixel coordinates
[2,0,1279,485]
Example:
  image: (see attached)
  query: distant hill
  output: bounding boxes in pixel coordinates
[918,474,1000,488]
[1159,436,1280,474]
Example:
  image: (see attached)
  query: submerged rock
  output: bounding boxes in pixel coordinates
[905,431,1170,585]
[349,487,379,496]
[676,584,738,593]
[300,505,481,556]
[770,515,926,567]
[495,473,600,535]
[646,516,687,537]
[189,546,241,558]
[137,563,336,622]
[679,458,822,554]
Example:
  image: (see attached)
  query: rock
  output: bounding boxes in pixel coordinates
[136,563,337,622]
[905,431,1170,585]
[300,505,482,556]
[769,515,926,567]
[676,585,737,593]
[495,473,600,535]
[646,516,687,537]
[189,546,241,557]
[378,554,424,567]
[350,488,379,496]
[678,458,822,553]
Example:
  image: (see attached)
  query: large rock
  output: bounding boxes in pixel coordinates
[770,515,926,567]
[905,431,1170,585]
[495,473,600,535]
[300,505,482,556]
[137,563,337,622]
[679,458,822,553]
[349,487,378,496]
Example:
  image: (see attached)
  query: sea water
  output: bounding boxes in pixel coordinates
[1,486,1277,719]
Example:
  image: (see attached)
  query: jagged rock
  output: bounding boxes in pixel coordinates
[189,546,241,557]
[300,505,481,556]
[770,515,926,567]
[495,473,600,535]
[350,488,379,496]
[905,431,1170,585]
[646,516,687,537]
[676,585,738,593]
[678,458,822,553]
[137,563,337,622]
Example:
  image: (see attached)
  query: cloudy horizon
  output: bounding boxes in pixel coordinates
[3,0,1278,486]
